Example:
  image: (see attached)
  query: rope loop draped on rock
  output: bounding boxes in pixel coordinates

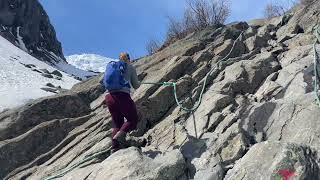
[44,30,245,180]
[45,148,111,180]
[142,31,244,113]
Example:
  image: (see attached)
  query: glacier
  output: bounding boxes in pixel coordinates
[66,54,117,73]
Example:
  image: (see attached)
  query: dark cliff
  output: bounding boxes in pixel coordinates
[0,0,66,64]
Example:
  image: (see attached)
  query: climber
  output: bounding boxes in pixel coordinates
[102,52,141,152]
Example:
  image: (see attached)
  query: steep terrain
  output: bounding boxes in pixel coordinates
[1,1,320,180]
[0,0,97,80]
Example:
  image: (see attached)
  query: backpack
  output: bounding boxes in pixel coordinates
[103,61,130,91]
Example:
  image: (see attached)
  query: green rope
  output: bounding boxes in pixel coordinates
[313,25,320,106]
[142,31,244,112]
[45,148,111,180]
[44,31,244,180]
[46,26,320,180]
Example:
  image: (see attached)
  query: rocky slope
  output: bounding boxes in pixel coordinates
[1,1,320,180]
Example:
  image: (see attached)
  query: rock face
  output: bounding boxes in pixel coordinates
[63,147,187,180]
[0,0,65,64]
[1,1,320,180]
[225,141,320,179]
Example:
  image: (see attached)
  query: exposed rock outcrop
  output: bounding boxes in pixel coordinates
[1,1,320,180]
[63,147,187,180]
[0,0,65,64]
[225,141,320,179]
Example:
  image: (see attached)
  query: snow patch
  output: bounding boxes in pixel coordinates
[0,35,79,112]
[34,47,97,79]
[66,54,117,73]
[55,61,98,80]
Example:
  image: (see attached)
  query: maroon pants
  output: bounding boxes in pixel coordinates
[105,92,139,149]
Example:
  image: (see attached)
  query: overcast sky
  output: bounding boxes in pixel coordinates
[39,0,293,59]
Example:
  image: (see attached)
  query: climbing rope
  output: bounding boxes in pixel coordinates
[45,148,111,180]
[142,31,244,112]
[313,25,320,106]
[44,31,244,180]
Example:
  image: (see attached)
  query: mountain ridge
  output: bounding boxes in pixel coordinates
[66,54,117,73]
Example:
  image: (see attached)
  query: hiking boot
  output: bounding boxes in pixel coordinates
[111,148,119,154]
[114,132,127,148]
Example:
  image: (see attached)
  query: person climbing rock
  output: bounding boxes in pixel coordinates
[102,52,141,152]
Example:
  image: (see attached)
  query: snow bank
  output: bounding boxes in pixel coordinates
[55,61,98,80]
[0,36,80,112]
[34,47,98,80]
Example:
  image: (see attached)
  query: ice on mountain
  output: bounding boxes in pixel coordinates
[66,54,117,73]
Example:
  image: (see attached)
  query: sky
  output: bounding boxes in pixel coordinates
[39,0,292,59]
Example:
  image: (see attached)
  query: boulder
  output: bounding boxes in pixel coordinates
[64,147,187,180]
[213,39,247,58]
[184,93,233,137]
[275,45,314,99]
[45,83,55,88]
[32,69,42,73]
[40,87,58,93]
[24,64,36,68]
[183,42,206,56]
[0,114,94,179]
[257,24,276,38]
[211,52,280,95]
[277,23,304,41]
[241,93,320,152]
[225,141,320,179]
[191,63,210,82]
[0,93,90,140]
[41,73,53,78]
[255,72,283,102]
[284,33,315,49]
[277,34,296,43]
[229,21,249,31]
[244,35,269,51]
[51,70,63,77]
[244,26,258,39]
[39,68,50,74]
[193,49,214,64]
[194,166,224,180]
[137,75,193,133]
[219,133,247,165]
